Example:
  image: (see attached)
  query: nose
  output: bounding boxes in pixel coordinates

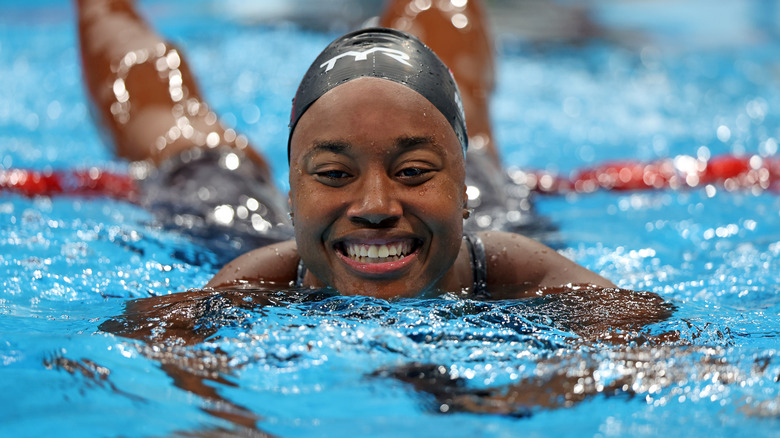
[347,173,402,226]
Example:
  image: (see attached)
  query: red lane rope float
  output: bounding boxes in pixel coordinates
[518,154,780,195]
[2,154,779,200]
[0,168,138,202]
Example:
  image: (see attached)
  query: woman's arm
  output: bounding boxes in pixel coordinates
[480,231,616,299]
[205,240,300,290]
[480,231,676,344]
[99,240,300,346]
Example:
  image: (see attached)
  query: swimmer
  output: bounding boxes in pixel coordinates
[208,17,616,299]
[78,0,622,300]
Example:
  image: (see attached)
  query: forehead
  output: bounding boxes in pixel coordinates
[289,77,461,160]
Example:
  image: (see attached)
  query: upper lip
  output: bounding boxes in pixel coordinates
[333,230,420,246]
[332,231,423,253]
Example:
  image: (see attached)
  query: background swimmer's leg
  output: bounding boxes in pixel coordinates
[76,0,291,264]
[381,0,550,235]
[76,0,271,179]
[380,0,499,168]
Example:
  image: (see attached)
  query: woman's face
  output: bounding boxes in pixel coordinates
[289,77,467,299]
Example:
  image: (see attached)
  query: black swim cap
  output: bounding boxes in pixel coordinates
[288,27,467,160]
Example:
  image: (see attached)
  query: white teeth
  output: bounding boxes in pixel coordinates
[343,241,414,263]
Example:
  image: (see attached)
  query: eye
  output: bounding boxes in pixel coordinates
[397,167,428,178]
[395,165,435,184]
[312,168,353,187]
[317,169,350,179]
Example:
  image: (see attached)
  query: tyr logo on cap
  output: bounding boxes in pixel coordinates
[320,47,412,72]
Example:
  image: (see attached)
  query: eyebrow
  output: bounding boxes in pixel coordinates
[395,136,439,151]
[302,136,440,161]
[302,140,351,161]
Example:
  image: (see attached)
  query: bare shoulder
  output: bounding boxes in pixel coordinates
[478,231,615,298]
[206,240,300,289]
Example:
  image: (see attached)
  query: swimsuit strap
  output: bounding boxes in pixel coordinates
[295,257,307,288]
[463,232,490,299]
[294,234,490,298]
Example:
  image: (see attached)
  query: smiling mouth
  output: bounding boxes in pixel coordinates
[338,240,420,264]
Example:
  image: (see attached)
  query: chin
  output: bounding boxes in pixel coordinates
[335,279,427,300]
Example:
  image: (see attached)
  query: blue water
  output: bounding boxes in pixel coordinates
[2,1,780,437]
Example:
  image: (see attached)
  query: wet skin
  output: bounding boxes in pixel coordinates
[288,77,469,299]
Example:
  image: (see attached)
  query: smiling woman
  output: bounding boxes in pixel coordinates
[205,27,616,299]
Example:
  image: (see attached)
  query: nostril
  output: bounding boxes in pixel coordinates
[350,215,400,228]
[347,194,403,226]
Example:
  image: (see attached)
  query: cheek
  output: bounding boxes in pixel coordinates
[290,178,319,214]
[427,179,465,216]
[439,182,467,236]
[290,181,346,238]
[413,183,465,249]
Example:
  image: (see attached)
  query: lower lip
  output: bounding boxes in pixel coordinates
[336,249,419,275]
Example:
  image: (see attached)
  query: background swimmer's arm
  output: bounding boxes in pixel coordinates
[205,240,300,290]
[480,231,616,299]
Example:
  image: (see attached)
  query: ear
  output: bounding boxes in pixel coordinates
[462,184,468,208]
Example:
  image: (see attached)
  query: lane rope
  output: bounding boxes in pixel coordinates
[2,154,779,200]
[0,168,139,201]
[513,154,780,195]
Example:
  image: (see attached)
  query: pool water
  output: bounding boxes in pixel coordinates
[2,0,780,437]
